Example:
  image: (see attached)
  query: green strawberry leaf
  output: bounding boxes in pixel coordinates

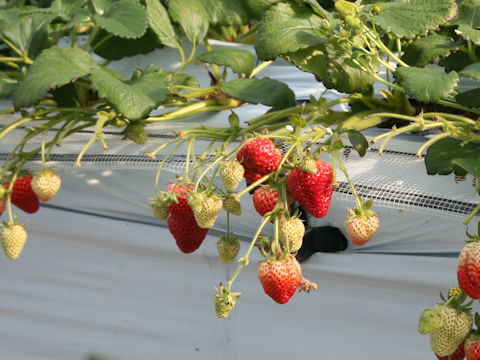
[145,0,181,48]
[0,72,17,98]
[223,78,296,110]
[452,158,480,178]
[347,129,368,157]
[199,0,248,26]
[395,67,459,103]
[92,0,148,39]
[369,0,457,38]
[91,28,162,61]
[424,137,480,176]
[14,47,99,109]
[254,2,330,60]
[243,0,282,19]
[168,0,209,45]
[197,49,255,76]
[50,0,84,17]
[91,67,193,119]
[459,63,480,80]
[455,88,480,108]
[452,0,480,44]
[401,34,462,67]
[0,8,59,55]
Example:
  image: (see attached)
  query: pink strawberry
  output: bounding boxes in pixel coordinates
[4,175,40,214]
[344,212,379,246]
[458,243,480,299]
[286,159,333,218]
[436,342,465,360]
[167,183,194,219]
[167,215,208,253]
[236,138,282,182]
[258,256,301,304]
[465,335,480,360]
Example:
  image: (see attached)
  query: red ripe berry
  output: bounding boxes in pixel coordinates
[286,159,333,218]
[458,243,480,299]
[4,175,40,214]
[167,183,194,219]
[436,341,465,360]
[252,187,283,217]
[258,257,301,304]
[167,215,208,253]
[236,138,282,181]
[465,335,480,360]
[0,200,4,216]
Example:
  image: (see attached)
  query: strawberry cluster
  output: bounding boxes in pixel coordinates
[0,169,61,260]
[152,134,380,315]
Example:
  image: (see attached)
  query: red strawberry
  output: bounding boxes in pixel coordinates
[0,200,4,217]
[236,138,282,181]
[465,335,480,360]
[4,175,40,214]
[286,159,333,218]
[167,183,194,219]
[436,341,465,360]
[258,256,301,304]
[167,215,208,253]
[253,186,283,217]
[458,243,480,299]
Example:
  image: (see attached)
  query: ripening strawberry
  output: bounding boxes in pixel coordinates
[236,138,282,182]
[458,243,480,299]
[286,159,333,218]
[430,304,473,357]
[258,256,301,304]
[1,223,27,260]
[189,192,223,229]
[167,215,208,253]
[219,161,244,191]
[4,175,40,214]
[465,334,480,360]
[435,341,465,360]
[31,168,61,202]
[217,234,240,264]
[252,186,286,217]
[278,216,305,253]
[167,183,194,219]
[344,212,379,246]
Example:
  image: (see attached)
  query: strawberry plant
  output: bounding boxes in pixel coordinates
[0,0,478,348]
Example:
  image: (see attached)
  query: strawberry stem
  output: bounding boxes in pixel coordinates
[337,151,363,212]
[154,140,186,196]
[227,215,270,292]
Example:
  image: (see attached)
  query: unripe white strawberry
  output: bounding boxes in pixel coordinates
[31,168,61,202]
[1,224,27,260]
[278,216,305,253]
[222,195,242,216]
[189,193,223,229]
[150,196,169,220]
[217,234,240,264]
[214,284,240,319]
[219,161,244,192]
[430,304,472,357]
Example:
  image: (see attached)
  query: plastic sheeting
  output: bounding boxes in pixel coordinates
[0,206,461,360]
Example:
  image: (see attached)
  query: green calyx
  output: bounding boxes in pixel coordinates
[418,308,442,334]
